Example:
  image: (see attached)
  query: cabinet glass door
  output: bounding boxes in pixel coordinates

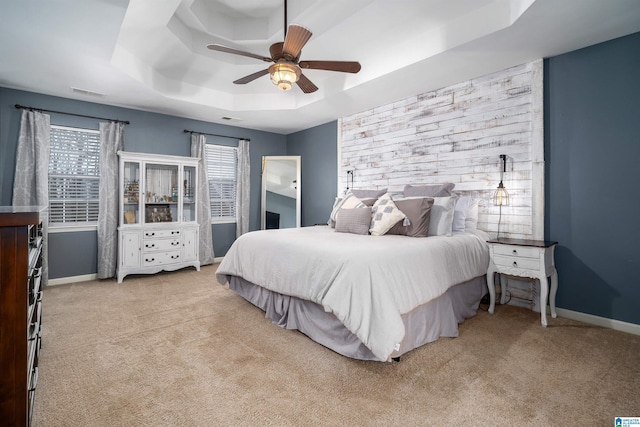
[182,165,196,222]
[122,161,140,225]
[144,163,178,223]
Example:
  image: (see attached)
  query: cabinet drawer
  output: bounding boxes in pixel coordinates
[142,250,182,266]
[142,238,181,252]
[143,229,181,239]
[493,245,540,259]
[493,255,541,271]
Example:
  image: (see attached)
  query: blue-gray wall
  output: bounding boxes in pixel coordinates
[545,31,640,325]
[0,87,289,278]
[286,121,338,226]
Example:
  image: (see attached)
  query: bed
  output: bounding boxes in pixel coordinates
[215,213,491,362]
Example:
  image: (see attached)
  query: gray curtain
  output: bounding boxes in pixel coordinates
[236,139,250,237]
[97,122,125,279]
[191,134,215,265]
[13,109,51,285]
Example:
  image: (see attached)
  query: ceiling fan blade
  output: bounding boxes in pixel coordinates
[296,74,318,94]
[299,60,362,73]
[233,69,270,85]
[282,24,312,60]
[207,44,273,63]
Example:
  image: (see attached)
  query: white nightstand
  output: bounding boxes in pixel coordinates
[486,238,559,327]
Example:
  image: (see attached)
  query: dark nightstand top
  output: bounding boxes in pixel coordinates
[487,238,558,248]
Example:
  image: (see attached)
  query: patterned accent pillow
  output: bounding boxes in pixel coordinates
[335,207,372,235]
[369,193,407,236]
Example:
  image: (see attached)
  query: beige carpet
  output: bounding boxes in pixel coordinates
[33,264,640,426]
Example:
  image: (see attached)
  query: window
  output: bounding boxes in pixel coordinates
[48,125,100,226]
[205,144,237,222]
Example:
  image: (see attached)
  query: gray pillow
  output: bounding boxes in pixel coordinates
[335,207,372,235]
[403,183,455,197]
[387,198,434,237]
[351,188,387,199]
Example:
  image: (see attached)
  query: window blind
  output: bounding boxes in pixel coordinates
[205,144,237,221]
[48,126,101,225]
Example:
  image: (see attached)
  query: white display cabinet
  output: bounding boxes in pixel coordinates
[117,151,200,283]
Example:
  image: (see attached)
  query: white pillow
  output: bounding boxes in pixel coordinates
[452,196,472,232]
[465,200,479,230]
[369,193,407,236]
[428,195,459,236]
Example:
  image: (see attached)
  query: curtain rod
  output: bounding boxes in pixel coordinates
[15,104,130,125]
[183,129,250,141]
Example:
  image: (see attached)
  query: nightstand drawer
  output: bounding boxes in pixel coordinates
[493,255,540,271]
[494,244,540,259]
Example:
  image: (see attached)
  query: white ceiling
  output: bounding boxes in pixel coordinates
[1,0,640,134]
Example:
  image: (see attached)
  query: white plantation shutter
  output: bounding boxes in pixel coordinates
[205,144,237,221]
[48,125,101,225]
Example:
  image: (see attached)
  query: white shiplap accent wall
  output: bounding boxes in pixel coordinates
[339,60,543,240]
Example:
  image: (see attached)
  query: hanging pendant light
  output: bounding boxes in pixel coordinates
[493,154,509,206]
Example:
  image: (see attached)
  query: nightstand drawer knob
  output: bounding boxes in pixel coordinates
[512,249,518,254]
[513,261,518,267]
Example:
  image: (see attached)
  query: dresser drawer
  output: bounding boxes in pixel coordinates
[142,238,181,252]
[494,244,540,259]
[493,254,541,271]
[142,250,182,266]
[143,229,181,239]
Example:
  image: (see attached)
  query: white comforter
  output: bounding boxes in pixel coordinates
[216,226,490,361]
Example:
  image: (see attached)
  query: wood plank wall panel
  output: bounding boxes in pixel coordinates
[339,60,543,240]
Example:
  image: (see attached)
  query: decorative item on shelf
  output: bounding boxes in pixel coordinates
[124,210,136,224]
[145,204,172,223]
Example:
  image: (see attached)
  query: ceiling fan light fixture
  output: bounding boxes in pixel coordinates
[269,62,300,91]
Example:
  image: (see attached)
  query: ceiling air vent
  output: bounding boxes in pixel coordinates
[71,87,105,97]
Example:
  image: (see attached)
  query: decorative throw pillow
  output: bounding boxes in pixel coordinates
[335,207,372,235]
[369,193,407,236]
[387,197,434,237]
[351,188,387,199]
[452,195,472,232]
[403,183,455,197]
[428,195,459,236]
[328,192,366,228]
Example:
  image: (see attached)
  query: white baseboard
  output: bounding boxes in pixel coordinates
[554,307,640,336]
[48,273,98,286]
[214,256,224,263]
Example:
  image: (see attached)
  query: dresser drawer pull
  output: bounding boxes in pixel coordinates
[170,254,180,260]
[145,232,155,237]
[513,261,518,267]
[145,243,155,248]
[171,231,180,235]
[512,249,518,255]
[145,257,155,262]
[171,241,180,246]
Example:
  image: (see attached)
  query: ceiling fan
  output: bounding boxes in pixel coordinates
[206,0,361,94]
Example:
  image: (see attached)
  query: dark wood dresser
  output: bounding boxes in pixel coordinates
[0,206,46,426]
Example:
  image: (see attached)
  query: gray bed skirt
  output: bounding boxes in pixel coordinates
[227,275,488,361]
